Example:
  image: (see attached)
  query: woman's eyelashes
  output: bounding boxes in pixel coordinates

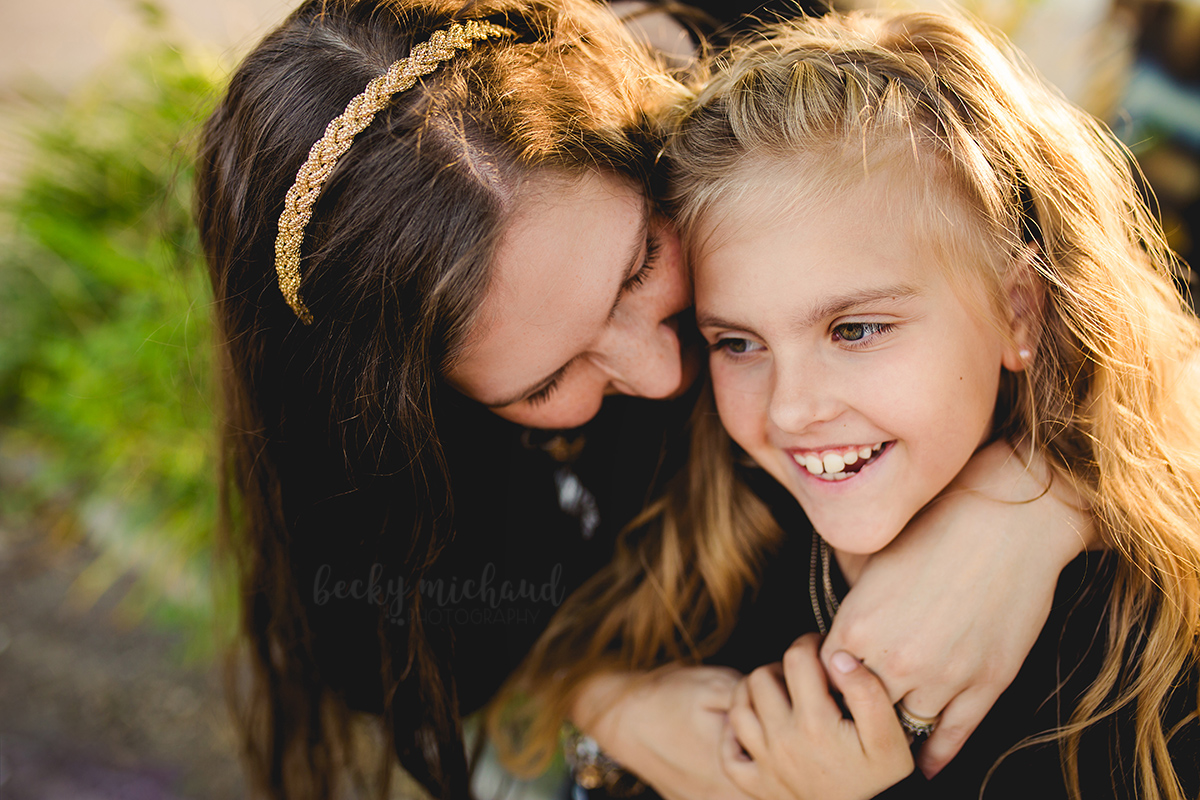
[622,236,663,292]
[604,236,661,325]
[525,373,562,406]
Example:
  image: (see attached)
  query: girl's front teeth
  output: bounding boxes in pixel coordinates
[793,443,884,478]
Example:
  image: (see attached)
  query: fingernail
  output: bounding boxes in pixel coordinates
[831,651,860,674]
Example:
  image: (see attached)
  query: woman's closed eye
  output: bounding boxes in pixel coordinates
[624,236,661,291]
[831,321,894,347]
[525,236,665,408]
[525,372,563,406]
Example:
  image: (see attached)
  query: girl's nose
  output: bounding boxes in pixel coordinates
[768,356,843,434]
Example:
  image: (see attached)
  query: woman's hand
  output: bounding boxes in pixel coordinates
[822,440,1095,778]
[573,665,754,800]
[722,635,913,800]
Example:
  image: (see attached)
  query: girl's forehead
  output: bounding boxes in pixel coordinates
[683,131,977,235]
[690,149,1005,306]
[692,151,932,246]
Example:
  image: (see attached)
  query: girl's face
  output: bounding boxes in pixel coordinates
[447,170,694,429]
[695,161,1024,559]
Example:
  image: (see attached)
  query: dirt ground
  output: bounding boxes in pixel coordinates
[0,515,246,799]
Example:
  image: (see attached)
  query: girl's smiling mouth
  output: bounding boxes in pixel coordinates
[787,442,892,481]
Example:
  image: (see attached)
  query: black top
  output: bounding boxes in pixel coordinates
[306,383,1199,797]
[706,474,1200,799]
[302,385,694,717]
[435,388,693,714]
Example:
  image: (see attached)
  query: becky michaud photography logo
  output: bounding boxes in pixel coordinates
[312,562,566,626]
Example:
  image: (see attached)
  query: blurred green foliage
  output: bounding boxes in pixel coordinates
[0,41,230,655]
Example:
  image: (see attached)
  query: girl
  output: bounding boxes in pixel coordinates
[506,8,1200,800]
[197,1,1097,797]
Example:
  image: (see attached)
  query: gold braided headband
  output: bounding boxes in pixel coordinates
[274,20,514,324]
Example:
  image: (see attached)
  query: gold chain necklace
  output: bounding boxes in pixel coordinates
[808,534,840,635]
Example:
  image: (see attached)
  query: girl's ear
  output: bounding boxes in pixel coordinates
[1000,244,1045,373]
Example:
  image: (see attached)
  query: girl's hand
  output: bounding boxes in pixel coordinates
[821,440,1095,778]
[573,665,754,800]
[722,635,912,800]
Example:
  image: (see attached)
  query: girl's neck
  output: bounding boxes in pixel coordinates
[833,548,869,587]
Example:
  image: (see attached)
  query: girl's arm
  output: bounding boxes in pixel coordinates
[571,665,754,800]
[822,440,1096,778]
[722,635,913,800]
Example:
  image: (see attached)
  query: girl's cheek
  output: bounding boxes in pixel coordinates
[710,351,765,388]
[708,356,739,398]
[710,360,769,428]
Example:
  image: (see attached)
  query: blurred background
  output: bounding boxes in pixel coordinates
[0,2,290,797]
[0,0,1198,798]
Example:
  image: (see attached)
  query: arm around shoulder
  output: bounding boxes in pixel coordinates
[823,440,1094,777]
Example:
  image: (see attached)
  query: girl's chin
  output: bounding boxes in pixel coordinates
[818,528,903,587]
[810,520,904,558]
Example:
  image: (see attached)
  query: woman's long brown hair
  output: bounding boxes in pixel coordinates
[195,1,684,797]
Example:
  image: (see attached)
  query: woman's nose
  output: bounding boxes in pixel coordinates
[593,225,691,399]
[598,316,684,399]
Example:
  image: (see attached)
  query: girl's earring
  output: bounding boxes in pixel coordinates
[1019,348,1033,365]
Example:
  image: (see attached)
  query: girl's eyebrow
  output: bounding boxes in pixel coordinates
[694,312,764,339]
[792,284,921,329]
[696,284,920,336]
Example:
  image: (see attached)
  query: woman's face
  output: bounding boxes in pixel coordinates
[447,170,694,429]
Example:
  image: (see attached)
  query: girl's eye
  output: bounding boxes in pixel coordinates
[711,337,764,357]
[831,321,893,344]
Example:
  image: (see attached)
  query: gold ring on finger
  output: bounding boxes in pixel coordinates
[895,700,939,738]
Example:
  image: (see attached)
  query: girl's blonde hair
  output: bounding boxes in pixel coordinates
[497,10,1200,799]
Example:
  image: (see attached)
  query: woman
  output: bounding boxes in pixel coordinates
[195,1,1092,797]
